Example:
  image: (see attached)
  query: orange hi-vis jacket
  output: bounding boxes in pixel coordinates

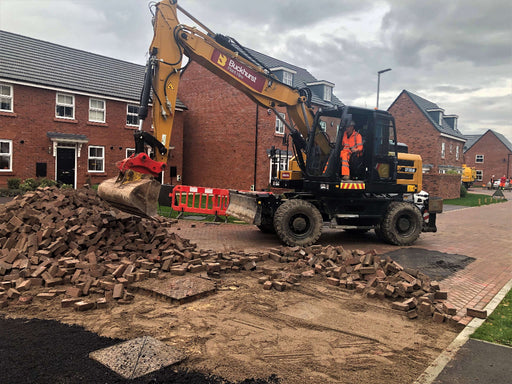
[340,131,363,176]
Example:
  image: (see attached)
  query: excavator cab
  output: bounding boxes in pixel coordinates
[273,106,400,190]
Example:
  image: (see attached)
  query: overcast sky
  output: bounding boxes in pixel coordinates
[1,0,511,140]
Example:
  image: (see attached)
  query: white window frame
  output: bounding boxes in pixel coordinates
[88,145,105,172]
[475,154,484,163]
[0,84,13,112]
[126,148,136,158]
[476,170,483,181]
[319,121,327,132]
[275,113,285,135]
[269,154,291,182]
[89,98,106,123]
[56,93,75,119]
[441,142,445,159]
[455,145,460,160]
[323,85,332,102]
[283,71,293,86]
[126,104,140,126]
[0,139,13,171]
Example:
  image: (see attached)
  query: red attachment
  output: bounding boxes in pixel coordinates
[171,185,229,216]
[116,153,166,177]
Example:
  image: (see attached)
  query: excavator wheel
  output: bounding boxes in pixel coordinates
[380,202,422,246]
[273,199,322,246]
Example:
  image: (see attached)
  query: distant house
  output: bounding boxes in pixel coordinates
[178,49,343,191]
[0,30,186,189]
[463,130,512,184]
[388,90,466,198]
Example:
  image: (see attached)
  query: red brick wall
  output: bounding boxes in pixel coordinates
[463,130,512,185]
[388,92,465,174]
[423,174,461,199]
[0,83,184,188]
[178,62,289,190]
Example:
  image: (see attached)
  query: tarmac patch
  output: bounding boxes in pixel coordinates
[89,336,186,379]
[380,248,475,280]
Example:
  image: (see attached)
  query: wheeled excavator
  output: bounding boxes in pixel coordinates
[98,0,443,246]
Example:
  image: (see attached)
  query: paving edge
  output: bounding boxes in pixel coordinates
[413,276,512,384]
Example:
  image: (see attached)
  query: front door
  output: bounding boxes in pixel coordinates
[56,147,76,188]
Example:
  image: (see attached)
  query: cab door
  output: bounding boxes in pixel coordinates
[369,113,397,183]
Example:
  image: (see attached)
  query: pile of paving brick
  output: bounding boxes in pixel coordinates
[256,246,460,323]
[0,186,192,310]
[0,186,467,324]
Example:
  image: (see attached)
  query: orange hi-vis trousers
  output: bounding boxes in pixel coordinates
[340,131,363,176]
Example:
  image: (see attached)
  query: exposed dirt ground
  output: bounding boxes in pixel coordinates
[2,262,457,384]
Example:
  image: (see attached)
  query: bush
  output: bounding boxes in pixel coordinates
[20,178,40,191]
[39,178,57,188]
[7,178,21,190]
[460,184,468,198]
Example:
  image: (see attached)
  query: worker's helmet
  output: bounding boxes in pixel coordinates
[349,120,356,126]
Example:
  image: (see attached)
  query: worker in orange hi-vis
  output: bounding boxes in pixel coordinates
[340,121,363,180]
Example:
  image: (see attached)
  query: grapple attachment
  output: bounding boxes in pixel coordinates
[97,177,161,218]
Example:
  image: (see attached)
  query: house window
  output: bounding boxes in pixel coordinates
[449,144,453,154]
[275,113,285,134]
[126,148,136,158]
[126,104,140,126]
[476,170,483,181]
[88,146,104,172]
[475,154,484,163]
[283,71,293,86]
[0,140,12,171]
[89,98,105,123]
[56,93,75,119]
[0,84,13,112]
[323,86,332,102]
[441,142,445,159]
[270,154,290,181]
[455,145,460,160]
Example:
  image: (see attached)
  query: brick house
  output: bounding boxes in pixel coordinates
[388,90,466,198]
[178,51,343,191]
[0,30,186,189]
[463,130,512,185]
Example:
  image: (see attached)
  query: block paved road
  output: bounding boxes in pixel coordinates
[175,192,512,320]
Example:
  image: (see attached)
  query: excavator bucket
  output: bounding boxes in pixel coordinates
[226,190,260,225]
[97,177,161,218]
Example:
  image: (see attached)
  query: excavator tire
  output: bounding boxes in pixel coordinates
[273,199,322,247]
[380,202,422,246]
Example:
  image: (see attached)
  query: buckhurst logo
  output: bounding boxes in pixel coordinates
[216,53,227,66]
[228,59,257,83]
[211,48,265,92]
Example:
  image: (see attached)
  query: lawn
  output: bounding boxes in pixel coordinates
[444,192,507,207]
[158,204,242,224]
[471,288,512,347]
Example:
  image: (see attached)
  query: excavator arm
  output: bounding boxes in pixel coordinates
[99,0,330,216]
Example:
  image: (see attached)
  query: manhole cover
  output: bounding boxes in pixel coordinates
[89,336,185,379]
[131,276,217,303]
[381,248,475,280]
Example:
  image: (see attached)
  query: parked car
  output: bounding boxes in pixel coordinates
[492,179,510,189]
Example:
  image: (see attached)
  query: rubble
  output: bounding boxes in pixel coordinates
[0,186,465,323]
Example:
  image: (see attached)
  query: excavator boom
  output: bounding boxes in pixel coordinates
[98,0,328,217]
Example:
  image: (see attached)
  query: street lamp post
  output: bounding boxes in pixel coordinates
[376,68,392,109]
